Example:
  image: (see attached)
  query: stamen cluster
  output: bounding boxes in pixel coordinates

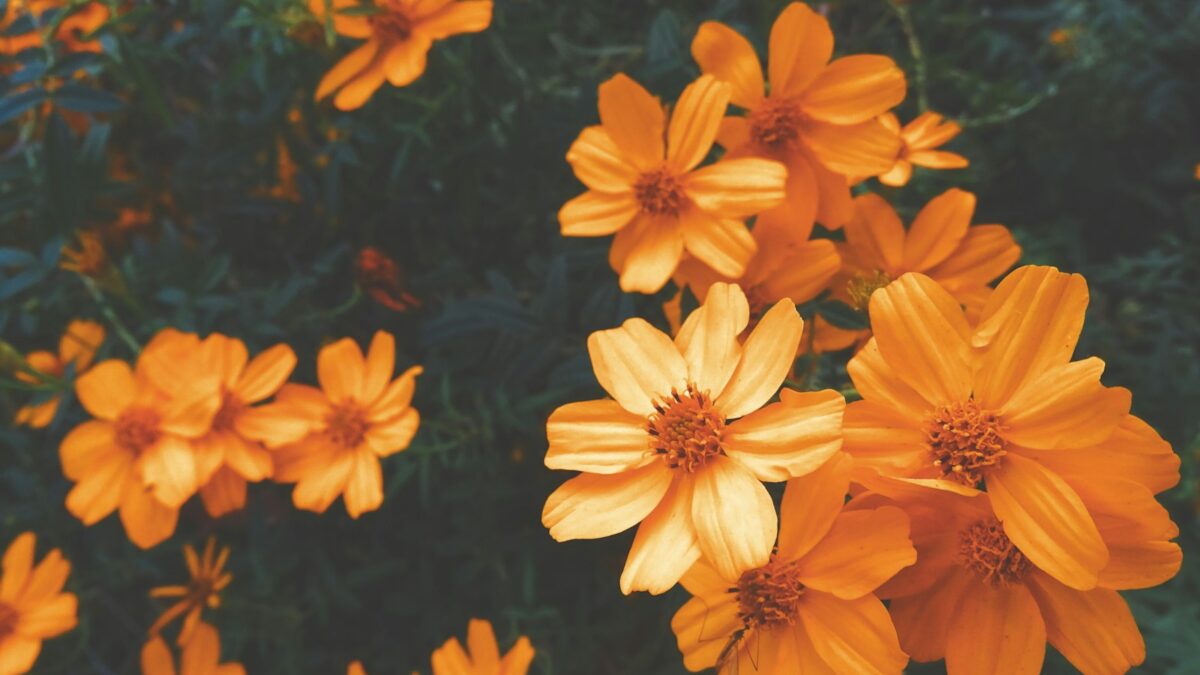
[925,400,1006,487]
[115,408,162,453]
[748,97,805,149]
[958,518,1032,585]
[633,168,687,216]
[734,556,806,629]
[647,384,725,472]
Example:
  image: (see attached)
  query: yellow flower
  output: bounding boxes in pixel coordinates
[148,538,232,646]
[14,319,105,428]
[0,532,77,675]
[875,111,968,187]
[431,618,534,675]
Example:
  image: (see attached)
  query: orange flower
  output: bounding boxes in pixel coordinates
[355,246,421,312]
[815,188,1021,352]
[842,265,1182,592]
[347,661,366,675]
[875,111,968,187]
[559,74,787,293]
[0,532,77,675]
[59,329,223,548]
[671,455,914,674]
[0,1,109,55]
[542,283,845,593]
[431,618,534,675]
[692,2,905,240]
[872,481,1179,675]
[14,319,105,428]
[147,538,232,646]
[141,622,244,675]
[60,230,110,278]
[271,331,422,517]
[311,0,493,110]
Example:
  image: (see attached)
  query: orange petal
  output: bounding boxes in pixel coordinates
[369,365,423,421]
[844,193,906,274]
[217,433,273,481]
[1099,540,1181,590]
[1066,476,1176,545]
[802,55,906,124]
[944,580,1046,675]
[75,359,136,421]
[876,159,911,187]
[667,75,730,172]
[867,273,974,407]
[542,461,672,541]
[714,299,803,419]
[620,476,701,595]
[690,456,776,580]
[199,467,247,518]
[141,636,177,675]
[137,436,198,509]
[382,36,432,87]
[59,419,118,480]
[465,618,501,672]
[65,452,130,525]
[597,73,664,169]
[234,343,296,403]
[901,188,975,272]
[364,407,419,456]
[1000,358,1130,449]
[360,330,396,404]
[675,282,748,397]
[753,151,819,245]
[18,591,76,640]
[181,622,221,674]
[0,533,35,603]
[343,449,383,519]
[811,154,854,228]
[60,319,105,370]
[845,341,931,422]
[317,337,366,404]
[1026,571,1145,675]
[924,224,1021,294]
[767,3,833,98]
[889,568,972,661]
[797,506,916,599]
[119,485,179,549]
[691,21,764,109]
[333,51,388,110]
[798,592,908,674]
[431,636,472,675]
[417,0,492,39]
[565,125,638,192]
[613,216,684,294]
[776,453,852,560]
[670,593,741,672]
[558,190,637,237]
[907,149,968,169]
[1019,414,1179,495]
[841,399,926,478]
[716,115,751,151]
[972,265,1088,409]
[988,454,1108,590]
[499,636,534,675]
[234,405,313,449]
[160,376,222,438]
[587,317,687,416]
[683,157,787,218]
[291,446,354,514]
[759,238,841,304]
[679,209,756,280]
[315,40,379,101]
[723,389,844,482]
[804,116,901,177]
[545,399,652,474]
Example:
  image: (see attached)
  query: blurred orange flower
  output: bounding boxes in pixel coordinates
[271,331,422,517]
[0,532,77,675]
[148,538,232,646]
[14,319,105,428]
[692,2,906,240]
[542,283,845,593]
[60,230,110,278]
[141,622,244,675]
[875,111,968,187]
[355,246,421,311]
[560,74,787,293]
[672,455,913,674]
[431,618,534,675]
[0,1,109,55]
[311,0,494,110]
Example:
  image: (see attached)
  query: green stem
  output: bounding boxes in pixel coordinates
[81,276,141,355]
[888,0,929,112]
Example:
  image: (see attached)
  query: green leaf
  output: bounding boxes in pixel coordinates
[817,300,870,330]
[0,87,48,126]
[51,84,125,113]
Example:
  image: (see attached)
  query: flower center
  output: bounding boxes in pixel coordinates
[115,407,162,453]
[748,97,806,149]
[211,390,246,433]
[734,556,805,629]
[845,270,891,312]
[958,517,1031,585]
[0,602,17,639]
[925,400,1007,488]
[647,384,724,472]
[633,168,687,217]
[369,3,413,43]
[326,401,370,448]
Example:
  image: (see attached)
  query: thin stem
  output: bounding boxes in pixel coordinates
[888,0,929,112]
[958,83,1058,129]
[81,276,141,355]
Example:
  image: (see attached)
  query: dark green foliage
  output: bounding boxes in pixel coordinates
[1,0,1198,673]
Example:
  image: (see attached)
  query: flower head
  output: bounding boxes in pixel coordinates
[843,265,1181,592]
[60,230,111,278]
[0,532,77,675]
[560,74,787,293]
[431,618,534,675]
[148,538,232,646]
[671,455,914,674]
[542,283,845,593]
[270,331,422,518]
[355,246,421,312]
[311,0,494,110]
[691,2,906,240]
[875,111,968,187]
[14,319,105,428]
[141,622,244,675]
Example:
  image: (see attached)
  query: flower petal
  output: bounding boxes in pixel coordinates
[753,152,819,244]
[364,408,420,457]
[542,461,672,541]
[683,157,787,218]
[901,188,975,272]
[315,40,379,101]
[999,358,1130,450]
[776,453,853,560]
[798,592,908,675]
[137,436,198,509]
[1019,414,1179,495]
[565,125,638,192]
[613,216,684,294]
[199,467,247,518]
[383,36,432,87]
[544,399,652,474]
[499,636,535,675]
[802,55,905,124]
[889,569,972,662]
[767,3,833,98]
[844,193,906,274]
[233,343,296,403]
[675,282,748,398]
[587,318,687,416]
[841,399,926,478]
[715,299,803,419]
[317,337,366,404]
[65,452,130,526]
[988,454,1108,590]
[691,455,776,580]
[75,360,136,421]
[758,238,841,304]
[558,190,637,237]
[369,365,423,421]
[417,0,492,39]
[119,485,179,550]
[724,389,844,482]
[845,340,932,420]
[924,224,1020,295]
[944,580,1046,675]
[804,117,901,177]
[1099,540,1182,590]
[620,476,701,594]
[670,593,741,672]
[597,73,664,169]
[797,506,916,599]
[333,50,388,110]
[465,618,501,673]
[0,533,34,603]
[1026,571,1145,675]
[666,75,730,172]
[679,209,756,280]
[691,21,764,109]
[343,449,383,519]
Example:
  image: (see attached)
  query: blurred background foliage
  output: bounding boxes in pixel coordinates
[1,0,1198,673]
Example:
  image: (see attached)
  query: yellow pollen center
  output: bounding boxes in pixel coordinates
[748,98,806,149]
[647,384,724,472]
[926,400,1007,488]
[959,518,1031,585]
[211,390,246,432]
[633,168,687,216]
[734,556,805,629]
[115,407,161,453]
[370,4,413,43]
[0,602,17,639]
[326,402,370,448]
[846,270,892,312]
